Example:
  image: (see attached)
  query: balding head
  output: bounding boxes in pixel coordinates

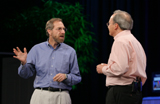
[112,10,133,30]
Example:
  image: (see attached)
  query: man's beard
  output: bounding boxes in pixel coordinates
[53,35,65,44]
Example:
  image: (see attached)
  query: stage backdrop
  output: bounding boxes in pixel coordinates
[1,0,160,104]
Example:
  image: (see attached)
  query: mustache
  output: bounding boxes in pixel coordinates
[59,34,65,37]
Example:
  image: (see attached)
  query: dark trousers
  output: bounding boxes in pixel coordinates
[105,85,142,104]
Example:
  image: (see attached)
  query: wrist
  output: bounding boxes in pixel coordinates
[65,74,68,79]
[21,61,26,65]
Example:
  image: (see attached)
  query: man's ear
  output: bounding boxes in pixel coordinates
[114,23,119,30]
[47,29,51,36]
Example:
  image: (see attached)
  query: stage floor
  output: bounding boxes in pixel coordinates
[142,96,160,104]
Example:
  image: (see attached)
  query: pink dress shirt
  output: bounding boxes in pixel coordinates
[102,30,147,86]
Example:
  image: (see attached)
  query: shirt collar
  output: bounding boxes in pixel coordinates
[114,30,131,40]
[46,39,62,49]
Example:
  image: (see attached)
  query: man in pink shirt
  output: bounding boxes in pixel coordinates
[96,10,147,104]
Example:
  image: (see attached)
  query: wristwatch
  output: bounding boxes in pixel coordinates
[65,74,68,79]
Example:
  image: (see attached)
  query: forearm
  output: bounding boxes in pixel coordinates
[63,73,81,86]
[18,63,35,79]
[102,62,127,77]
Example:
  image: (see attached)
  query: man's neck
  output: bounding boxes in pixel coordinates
[113,29,123,37]
[48,39,59,49]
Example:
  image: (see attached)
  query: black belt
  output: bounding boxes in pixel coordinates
[36,87,68,92]
[107,83,132,89]
[107,81,141,92]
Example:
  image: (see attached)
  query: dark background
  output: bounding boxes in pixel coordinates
[1,0,160,104]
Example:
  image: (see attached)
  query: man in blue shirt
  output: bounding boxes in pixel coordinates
[13,18,81,104]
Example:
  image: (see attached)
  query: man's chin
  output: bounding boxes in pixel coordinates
[58,39,65,43]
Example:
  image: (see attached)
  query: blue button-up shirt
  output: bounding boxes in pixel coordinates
[18,41,81,90]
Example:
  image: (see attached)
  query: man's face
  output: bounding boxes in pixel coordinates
[107,15,115,37]
[49,21,66,43]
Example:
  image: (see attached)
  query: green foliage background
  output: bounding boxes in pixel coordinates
[4,0,97,88]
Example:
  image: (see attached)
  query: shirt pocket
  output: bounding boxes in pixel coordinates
[55,53,70,73]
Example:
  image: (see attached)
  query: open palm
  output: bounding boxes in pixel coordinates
[13,47,27,65]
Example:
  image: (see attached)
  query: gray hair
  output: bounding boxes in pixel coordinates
[113,10,133,30]
[45,18,62,36]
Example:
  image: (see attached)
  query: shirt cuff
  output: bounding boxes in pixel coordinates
[63,74,71,85]
[102,66,108,75]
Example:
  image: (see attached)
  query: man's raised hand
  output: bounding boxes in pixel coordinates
[13,47,27,65]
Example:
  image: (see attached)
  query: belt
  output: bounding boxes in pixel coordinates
[36,87,68,92]
[107,83,132,89]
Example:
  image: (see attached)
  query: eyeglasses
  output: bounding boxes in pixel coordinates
[55,27,67,32]
[106,22,109,26]
[106,22,116,26]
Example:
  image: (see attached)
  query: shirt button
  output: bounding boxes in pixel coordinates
[51,65,53,67]
[50,73,52,75]
[52,57,54,59]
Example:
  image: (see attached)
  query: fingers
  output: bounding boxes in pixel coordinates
[13,55,18,59]
[13,47,27,59]
[16,47,21,52]
[53,74,61,82]
[13,48,19,56]
[24,47,27,53]
[53,73,66,82]
[13,47,27,54]
[96,64,105,74]
[13,47,21,54]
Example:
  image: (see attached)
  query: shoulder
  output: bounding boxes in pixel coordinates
[113,35,133,50]
[32,41,47,48]
[29,41,47,52]
[115,33,135,44]
[60,43,76,54]
[61,43,75,50]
